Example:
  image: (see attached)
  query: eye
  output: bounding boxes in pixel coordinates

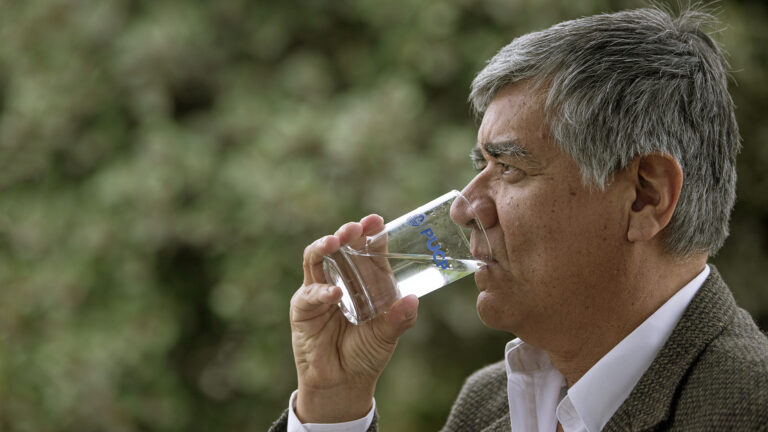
[499,162,526,179]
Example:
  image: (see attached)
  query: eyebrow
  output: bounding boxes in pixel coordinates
[470,140,539,167]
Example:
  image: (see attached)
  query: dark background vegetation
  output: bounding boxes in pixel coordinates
[0,0,766,430]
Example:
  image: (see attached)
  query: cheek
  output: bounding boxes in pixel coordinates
[499,189,623,273]
[499,193,571,250]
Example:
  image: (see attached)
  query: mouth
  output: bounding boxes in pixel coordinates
[471,250,495,264]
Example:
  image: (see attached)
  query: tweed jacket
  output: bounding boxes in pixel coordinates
[270,267,768,431]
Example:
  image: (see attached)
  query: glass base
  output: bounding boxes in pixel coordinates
[322,249,375,325]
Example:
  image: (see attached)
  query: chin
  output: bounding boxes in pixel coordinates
[476,294,496,328]
[473,263,522,332]
[475,291,515,332]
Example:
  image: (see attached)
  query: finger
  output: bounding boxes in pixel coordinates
[361,214,389,267]
[303,235,340,285]
[376,295,419,343]
[335,222,364,250]
[360,214,385,236]
[324,221,364,283]
[290,283,344,322]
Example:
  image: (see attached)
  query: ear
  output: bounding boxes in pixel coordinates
[626,154,683,244]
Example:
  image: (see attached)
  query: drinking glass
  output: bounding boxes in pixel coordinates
[322,190,490,324]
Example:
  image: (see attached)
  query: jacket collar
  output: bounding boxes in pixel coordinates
[602,265,736,431]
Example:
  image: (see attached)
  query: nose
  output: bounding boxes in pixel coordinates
[449,173,498,231]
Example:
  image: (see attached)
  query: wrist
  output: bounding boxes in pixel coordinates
[296,385,375,423]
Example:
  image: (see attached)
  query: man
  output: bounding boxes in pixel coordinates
[271,6,768,432]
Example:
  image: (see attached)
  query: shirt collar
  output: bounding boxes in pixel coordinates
[563,264,710,432]
[505,339,567,432]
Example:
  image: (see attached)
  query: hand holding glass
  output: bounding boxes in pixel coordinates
[323,190,491,324]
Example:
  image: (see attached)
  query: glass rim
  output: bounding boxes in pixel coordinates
[450,189,492,262]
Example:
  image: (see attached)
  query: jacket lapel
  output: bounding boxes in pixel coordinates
[481,410,511,432]
[602,266,736,431]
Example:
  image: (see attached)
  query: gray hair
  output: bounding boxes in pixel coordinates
[470,5,741,257]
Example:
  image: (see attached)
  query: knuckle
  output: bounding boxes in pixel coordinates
[400,311,418,330]
[291,283,319,306]
[303,283,317,297]
[335,222,358,238]
[303,242,317,259]
[291,283,311,301]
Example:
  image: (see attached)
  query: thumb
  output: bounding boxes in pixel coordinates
[378,295,419,342]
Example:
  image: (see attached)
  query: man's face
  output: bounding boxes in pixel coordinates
[454,82,632,342]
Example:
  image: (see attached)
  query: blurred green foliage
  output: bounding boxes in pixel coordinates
[0,0,766,430]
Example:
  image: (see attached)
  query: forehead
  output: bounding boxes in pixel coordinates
[477,82,551,153]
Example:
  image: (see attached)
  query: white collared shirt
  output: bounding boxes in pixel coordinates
[287,265,710,432]
[506,265,710,432]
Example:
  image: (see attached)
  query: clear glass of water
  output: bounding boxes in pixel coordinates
[322,190,491,325]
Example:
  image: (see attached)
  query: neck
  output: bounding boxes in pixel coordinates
[545,253,707,387]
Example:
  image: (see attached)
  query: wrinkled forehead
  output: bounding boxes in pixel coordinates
[477,83,551,148]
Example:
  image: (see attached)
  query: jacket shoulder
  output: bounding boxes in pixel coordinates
[672,306,768,428]
[442,360,509,431]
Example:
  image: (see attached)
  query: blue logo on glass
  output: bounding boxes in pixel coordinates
[407,213,426,227]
